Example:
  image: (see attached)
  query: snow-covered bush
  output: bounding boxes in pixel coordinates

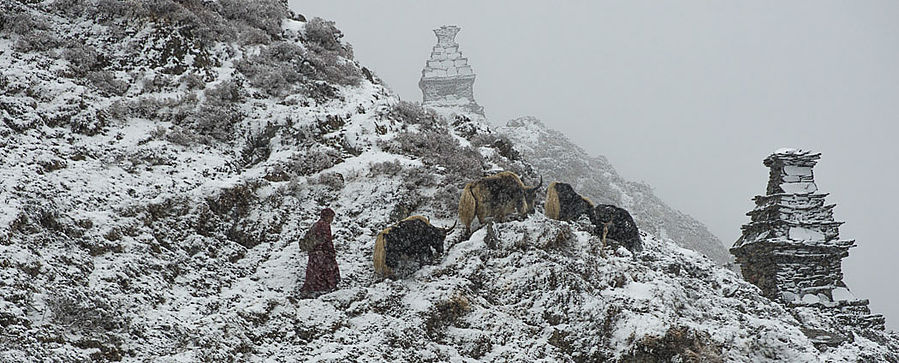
[303,81,340,105]
[181,80,245,142]
[304,17,351,58]
[310,171,345,191]
[236,58,302,98]
[471,133,521,161]
[180,72,206,90]
[302,19,361,86]
[61,44,103,77]
[68,107,109,136]
[13,30,61,53]
[219,0,288,41]
[368,160,404,177]
[0,96,43,133]
[385,130,483,182]
[204,79,244,104]
[389,100,441,129]
[239,123,278,167]
[47,287,127,327]
[87,70,129,96]
[235,17,360,97]
[141,74,177,94]
[622,325,723,362]
[288,146,342,176]
[236,41,329,98]
[1,11,46,36]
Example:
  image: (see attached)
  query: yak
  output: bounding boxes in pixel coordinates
[545,182,594,221]
[373,216,455,278]
[458,171,542,236]
[590,204,643,252]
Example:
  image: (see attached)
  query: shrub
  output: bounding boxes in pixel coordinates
[47,287,129,334]
[305,51,361,86]
[235,20,360,98]
[164,125,197,146]
[142,73,176,93]
[219,0,288,40]
[1,12,47,35]
[126,144,177,170]
[62,44,106,77]
[368,160,403,177]
[236,59,301,98]
[166,79,245,142]
[386,130,484,181]
[180,72,206,90]
[266,41,305,62]
[69,109,109,136]
[239,123,278,167]
[301,17,361,86]
[401,165,437,190]
[431,184,461,218]
[303,81,339,105]
[390,101,440,129]
[0,96,42,132]
[470,133,521,161]
[288,147,341,176]
[304,17,351,57]
[187,103,242,143]
[13,30,61,53]
[204,79,243,105]
[87,70,129,96]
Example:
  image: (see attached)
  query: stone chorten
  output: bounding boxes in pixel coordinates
[419,25,484,116]
[731,149,884,330]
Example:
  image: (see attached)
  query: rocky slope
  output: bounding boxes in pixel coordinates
[500,117,732,265]
[0,1,896,361]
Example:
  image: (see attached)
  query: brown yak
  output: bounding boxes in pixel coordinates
[458,171,542,236]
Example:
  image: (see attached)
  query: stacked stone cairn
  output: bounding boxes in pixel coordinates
[731,149,885,334]
[419,25,484,116]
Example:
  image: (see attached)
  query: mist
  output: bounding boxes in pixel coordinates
[291,1,899,330]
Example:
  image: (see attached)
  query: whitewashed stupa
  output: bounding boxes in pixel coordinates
[419,25,484,116]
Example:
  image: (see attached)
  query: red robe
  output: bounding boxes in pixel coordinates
[301,219,340,293]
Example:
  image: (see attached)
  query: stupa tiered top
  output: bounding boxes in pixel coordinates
[419,25,484,116]
[731,149,884,330]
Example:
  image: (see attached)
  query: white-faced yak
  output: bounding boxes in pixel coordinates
[458,171,542,236]
[373,216,455,278]
[590,204,643,252]
[545,182,594,221]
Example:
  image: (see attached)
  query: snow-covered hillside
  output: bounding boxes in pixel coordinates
[1,1,897,361]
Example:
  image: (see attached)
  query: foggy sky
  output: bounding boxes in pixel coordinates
[290,1,899,331]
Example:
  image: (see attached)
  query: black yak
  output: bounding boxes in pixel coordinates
[373,216,455,278]
[590,204,643,252]
[458,171,542,236]
[545,182,594,221]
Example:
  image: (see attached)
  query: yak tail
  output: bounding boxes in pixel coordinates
[544,182,560,220]
[373,231,390,278]
[458,184,477,235]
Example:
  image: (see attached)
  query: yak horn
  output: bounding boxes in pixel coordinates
[535,175,543,190]
[445,220,457,233]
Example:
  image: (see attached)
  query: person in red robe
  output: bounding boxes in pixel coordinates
[300,208,340,296]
